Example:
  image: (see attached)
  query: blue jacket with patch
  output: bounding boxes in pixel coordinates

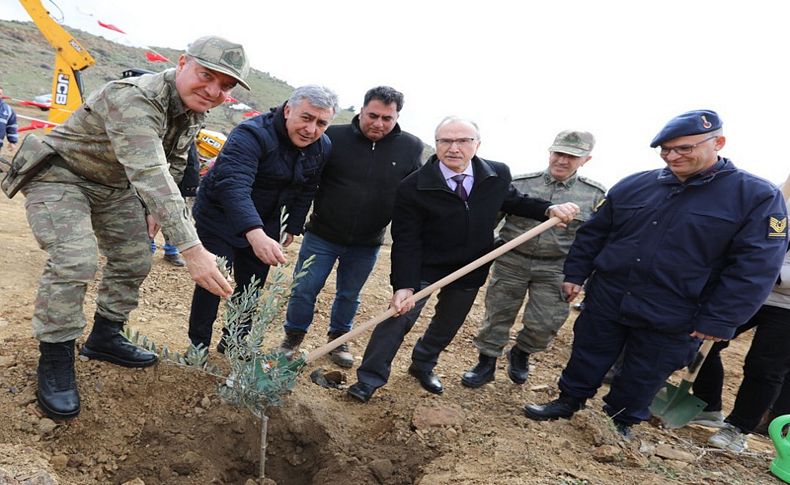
[564,158,788,339]
[0,100,18,149]
[193,107,331,247]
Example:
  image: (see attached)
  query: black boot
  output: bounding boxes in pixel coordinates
[507,346,530,384]
[461,354,497,388]
[523,394,586,421]
[37,340,80,420]
[277,330,306,359]
[79,314,157,367]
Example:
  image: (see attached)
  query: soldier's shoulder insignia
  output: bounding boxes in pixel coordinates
[768,214,788,239]
[593,198,607,212]
[513,171,543,181]
[578,176,607,194]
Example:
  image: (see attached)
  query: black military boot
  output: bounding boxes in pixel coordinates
[461,354,497,388]
[277,330,306,359]
[507,346,530,384]
[523,394,586,421]
[37,340,80,419]
[79,314,157,367]
[327,332,354,368]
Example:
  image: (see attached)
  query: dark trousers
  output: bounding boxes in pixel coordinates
[692,318,757,412]
[559,311,698,425]
[187,227,270,349]
[774,376,790,416]
[694,305,790,432]
[356,284,478,389]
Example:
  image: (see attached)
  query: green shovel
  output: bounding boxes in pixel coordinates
[650,339,715,428]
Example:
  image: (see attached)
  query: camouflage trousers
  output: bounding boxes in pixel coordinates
[23,163,152,342]
[474,250,569,356]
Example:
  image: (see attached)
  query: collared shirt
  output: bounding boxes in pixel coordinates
[439,161,474,196]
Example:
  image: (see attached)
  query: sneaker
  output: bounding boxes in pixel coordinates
[689,410,726,428]
[708,423,748,452]
[163,253,186,267]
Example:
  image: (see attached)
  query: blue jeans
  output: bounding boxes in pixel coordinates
[150,239,179,255]
[284,231,379,335]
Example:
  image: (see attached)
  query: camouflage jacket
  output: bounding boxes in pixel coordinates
[498,170,606,259]
[43,69,202,249]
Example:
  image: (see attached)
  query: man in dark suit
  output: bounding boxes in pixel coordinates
[346,116,580,402]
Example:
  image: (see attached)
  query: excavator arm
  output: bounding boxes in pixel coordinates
[19,0,95,125]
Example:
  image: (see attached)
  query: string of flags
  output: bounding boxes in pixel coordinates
[89,13,263,114]
[1,95,59,132]
[9,1,265,127]
[18,118,57,132]
[75,5,172,64]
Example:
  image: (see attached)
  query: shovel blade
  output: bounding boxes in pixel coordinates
[649,380,708,429]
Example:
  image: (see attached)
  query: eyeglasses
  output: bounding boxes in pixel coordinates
[658,135,718,157]
[436,137,477,148]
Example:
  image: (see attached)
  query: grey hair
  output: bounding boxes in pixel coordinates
[435,116,481,140]
[287,85,340,119]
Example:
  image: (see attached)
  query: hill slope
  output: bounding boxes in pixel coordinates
[0,19,353,133]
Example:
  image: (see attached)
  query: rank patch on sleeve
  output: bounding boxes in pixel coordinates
[768,214,787,239]
[593,198,606,213]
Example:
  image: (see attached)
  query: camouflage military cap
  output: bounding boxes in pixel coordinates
[186,36,250,90]
[548,130,595,157]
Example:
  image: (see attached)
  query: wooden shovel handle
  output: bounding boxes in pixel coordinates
[682,339,715,383]
[305,216,563,364]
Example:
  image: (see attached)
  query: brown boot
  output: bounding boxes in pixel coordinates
[327,332,354,368]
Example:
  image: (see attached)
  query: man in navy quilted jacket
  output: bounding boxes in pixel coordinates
[524,110,788,439]
[187,85,339,352]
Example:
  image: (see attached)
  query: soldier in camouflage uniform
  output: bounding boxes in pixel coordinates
[19,36,250,420]
[462,130,606,388]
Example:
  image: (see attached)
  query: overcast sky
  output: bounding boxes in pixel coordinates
[2,0,789,189]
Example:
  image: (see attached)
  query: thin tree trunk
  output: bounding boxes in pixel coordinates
[259,412,269,482]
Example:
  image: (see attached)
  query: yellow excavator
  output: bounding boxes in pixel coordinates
[19,0,95,125]
[17,1,228,160]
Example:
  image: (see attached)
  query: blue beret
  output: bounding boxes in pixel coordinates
[650,110,722,148]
